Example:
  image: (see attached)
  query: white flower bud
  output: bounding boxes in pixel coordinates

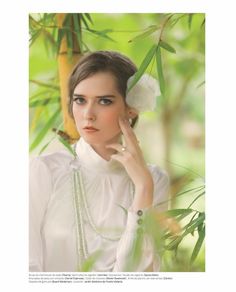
[126,73,160,112]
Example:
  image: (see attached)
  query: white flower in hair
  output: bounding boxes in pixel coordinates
[126,73,160,112]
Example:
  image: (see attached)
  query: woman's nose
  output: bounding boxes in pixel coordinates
[83,104,96,121]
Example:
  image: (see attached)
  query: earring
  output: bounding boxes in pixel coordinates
[129,118,132,124]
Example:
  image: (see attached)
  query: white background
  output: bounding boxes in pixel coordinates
[0,1,235,291]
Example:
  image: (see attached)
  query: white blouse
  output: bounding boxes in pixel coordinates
[29,137,169,272]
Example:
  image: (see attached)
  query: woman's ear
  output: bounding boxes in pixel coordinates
[126,107,138,119]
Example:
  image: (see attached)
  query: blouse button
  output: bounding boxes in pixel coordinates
[137,218,143,225]
[137,210,143,216]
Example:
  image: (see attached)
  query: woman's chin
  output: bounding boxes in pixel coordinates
[81,133,121,146]
[81,135,99,144]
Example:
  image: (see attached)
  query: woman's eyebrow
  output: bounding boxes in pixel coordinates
[73,94,116,98]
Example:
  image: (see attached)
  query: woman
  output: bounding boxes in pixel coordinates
[29,51,169,272]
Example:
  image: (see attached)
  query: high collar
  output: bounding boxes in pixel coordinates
[74,137,124,173]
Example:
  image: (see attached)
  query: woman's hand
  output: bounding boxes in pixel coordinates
[106,117,154,210]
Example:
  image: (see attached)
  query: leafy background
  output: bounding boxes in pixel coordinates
[29,13,205,272]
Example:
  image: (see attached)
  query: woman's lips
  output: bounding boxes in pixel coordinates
[83,126,99,133]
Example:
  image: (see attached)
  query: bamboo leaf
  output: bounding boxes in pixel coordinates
[88,28,115,42]
[58,137,76,157]
[187,211,199,227]
[166,208,193,217]
[29,90,58,103]
[72,13,83,52]
[80,14,90,30]
[163,232,177,240]
[29,28,42,47]
[57,28,66,53]
[182,212,204,230]
[198,222,204,233]
[197,212,204,233]
[165,236,182,250]
[201,18,205,28]
[170,14,186,28]
[29,107,61,152]
[82,41,91,53]
[128,25,159,43]
[62,14,71,28]
[188,191,205,208]
[156,46,165,96]
[42,28,56,47]
[165,213,205,251]
[197,80,205,89]
[155,185,205,209]
[66,30,73,59]
[29,107,44,134]
[30,90,49,101]
[127,45,157,92]
[29,79,59,90]
[188,14,194,30]
[38,137,55,155]
[29,97,60,108]
[52,26,57,41]
[177,210,198,222]
[40,13,56,26]
[182,213,205,237]
[84,13,93,25]
[159,40,176,54]
[190,226,205,264]
[175,185,205,198]
[63,15,73,59]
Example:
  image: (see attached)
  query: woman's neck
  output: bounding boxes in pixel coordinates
[90,134,122,161]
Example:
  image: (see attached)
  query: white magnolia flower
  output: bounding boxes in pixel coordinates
[126,73,160,112]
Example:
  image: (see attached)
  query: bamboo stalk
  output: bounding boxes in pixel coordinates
[57,13,80,141]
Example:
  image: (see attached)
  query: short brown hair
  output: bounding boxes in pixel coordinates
[68,50,138,127]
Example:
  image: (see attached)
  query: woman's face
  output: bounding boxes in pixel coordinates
[72,71,130,145]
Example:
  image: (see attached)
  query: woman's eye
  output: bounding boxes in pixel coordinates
[74,97,85,105]
[99,98,113,105]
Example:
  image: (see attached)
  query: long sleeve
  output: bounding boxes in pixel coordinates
[112,167,169,272]
[29,157,52,272]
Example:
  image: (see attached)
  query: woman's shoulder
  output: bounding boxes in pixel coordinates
[29,148,74,173]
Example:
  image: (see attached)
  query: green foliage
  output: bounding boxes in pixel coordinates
[157,180,205,269]
[72,13,83,52]
[127,44,157,91]
[159,40,176,54]
[119,179,205,272]
[58,136,76,157]
[156,46,165,96]
[80,251,102,272]
[128,25,159,43]
[29,107,61,152]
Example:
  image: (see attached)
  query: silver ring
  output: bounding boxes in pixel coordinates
[121,146,126,152]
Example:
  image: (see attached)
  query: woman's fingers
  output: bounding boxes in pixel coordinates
[106,143,126,153]
[106,116,143,163]
[110,153,125,164]
[106,143,136,164]
[119,117,139,148]
[106,142,144,165]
